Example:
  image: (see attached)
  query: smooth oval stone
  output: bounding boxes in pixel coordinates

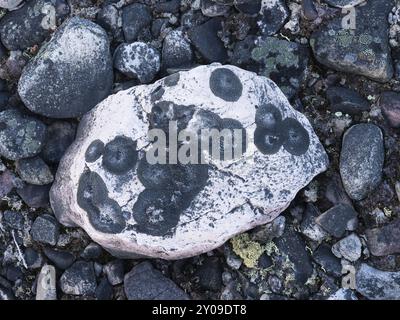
[340,124,384,201]
[50,65,328,259]
[18,17,113,118]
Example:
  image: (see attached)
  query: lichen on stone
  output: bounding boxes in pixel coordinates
[230,233,265,268]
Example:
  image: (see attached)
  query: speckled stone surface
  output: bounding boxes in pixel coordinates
[50,64,328,259]
[310,0,394,82]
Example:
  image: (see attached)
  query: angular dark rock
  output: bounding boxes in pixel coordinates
[188,18,228,63]
[30,214,59,246]
[43,248,75,270]
[194,257,223,291]
[122,3,152,42]
[40,121,76,164]
[60,261,97,296]
[326,86,370,115]
[103,260,124,286]
[310,0,394,82]
[356,263,400,300]
[315,203,358,238]
[366,219,400,256]
[313,244,342,277]
[17,183,51,208]
[0,0,70,51]
[162,30,193,70]
[124,262,189,300]
[0,109,47,160]
[378,91,400,128]
[16,156,53,185]
[252,37,309,98]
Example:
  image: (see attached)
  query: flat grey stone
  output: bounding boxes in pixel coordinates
[356,263,400,300]
[315,203,358,238]
[124,262,189,300]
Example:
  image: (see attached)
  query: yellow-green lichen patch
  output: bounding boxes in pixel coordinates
[231,233,266,269]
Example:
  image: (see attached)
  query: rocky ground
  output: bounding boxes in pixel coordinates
[0,0,400,301]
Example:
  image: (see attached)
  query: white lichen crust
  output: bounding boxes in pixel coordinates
[50,64,328,259]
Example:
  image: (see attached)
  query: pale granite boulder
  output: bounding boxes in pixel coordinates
[50,64,328,259]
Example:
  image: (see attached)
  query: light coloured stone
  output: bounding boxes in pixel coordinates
[50,64,328,259]
[36,265,57,300]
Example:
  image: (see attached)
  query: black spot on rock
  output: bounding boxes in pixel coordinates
[164,73,180,87]
[255,103,282,130]
[281,118,310,156]
[85,140,104,163]
[151,101,195,133]
[102,136,138,174]
[150,86,165,102]
[137,158,174,190]
[132,189,184,236]
[77,170,126,234]
[170,164,209,194]
[254,127,283,155]
[209,68,243,102]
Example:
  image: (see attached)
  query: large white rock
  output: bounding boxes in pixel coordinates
[50,64,328,259]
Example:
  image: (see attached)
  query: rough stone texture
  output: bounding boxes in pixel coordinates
[315,203,358,238]
[0,0,23,10]
[326,86,370,115]
[162,30,193,71]
[366,219,400,256]
[258,0,289,36]
[40,121,76,164]
[356,263,400,300]
[50,64,328,259]
[332,233,362,262]
[339,124,384,201]
[310,0,394,82]
[312,244,342,277]
[188,18,228,63]
[252,37,309,99]
[16,156,54,185]
[17,183,50,208]
[0,109,47,161]
[0,0,70,50]
[36,265,56,300]
[325,0,365,8]
[378,91,400,128]
[114,42,160,84]
[30,214,59,245]
[18,17,113,118]
[122,3,152,43]
[60,261,96,296]
[124,262,189,300]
